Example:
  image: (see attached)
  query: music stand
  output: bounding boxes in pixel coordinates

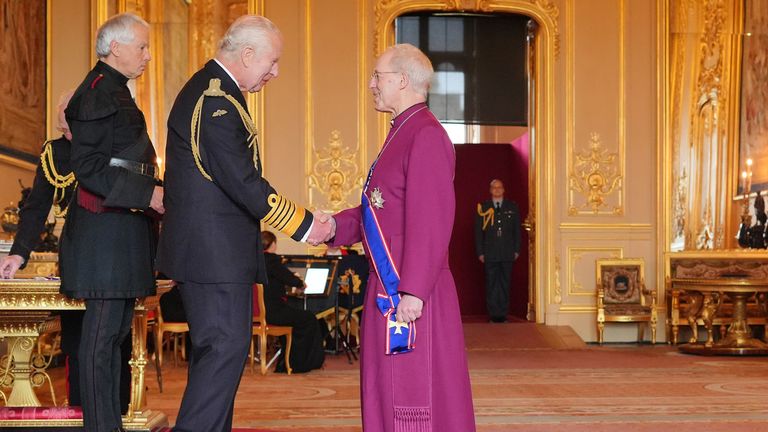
[282,256,356,362]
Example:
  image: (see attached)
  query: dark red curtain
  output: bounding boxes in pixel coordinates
[450,140,530,320]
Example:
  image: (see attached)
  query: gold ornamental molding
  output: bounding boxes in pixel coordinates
[568,133,624,215]
[374,0,559,323]
[308,130,366,212]
[373,0,560,57]
[566,247,622,298]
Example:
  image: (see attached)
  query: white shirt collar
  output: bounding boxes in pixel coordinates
[493,199,503,207]
[214,58,240,89]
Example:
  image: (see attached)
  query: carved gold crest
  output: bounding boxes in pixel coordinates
[370,187,385,209]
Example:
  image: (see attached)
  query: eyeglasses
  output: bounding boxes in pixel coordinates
[370,70,401,81]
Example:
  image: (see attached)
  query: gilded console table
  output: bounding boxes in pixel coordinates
[0,279,173,430]
[670,278,768,356]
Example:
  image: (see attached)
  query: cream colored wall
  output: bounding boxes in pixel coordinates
[0,1,668,342]
[546,0,660,341]
[262,0,376,255]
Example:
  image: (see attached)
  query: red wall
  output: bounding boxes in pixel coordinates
[450,141,530,320]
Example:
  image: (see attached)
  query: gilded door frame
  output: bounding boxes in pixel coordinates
[374,0,559,322]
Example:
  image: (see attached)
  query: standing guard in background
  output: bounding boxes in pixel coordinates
[475,179,521,323]
[61,13,164,432]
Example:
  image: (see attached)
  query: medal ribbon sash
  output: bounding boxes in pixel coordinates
[359,105,428,355]
[361,192,415,355]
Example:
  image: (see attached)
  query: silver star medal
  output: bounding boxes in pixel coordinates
[370,187,386,209]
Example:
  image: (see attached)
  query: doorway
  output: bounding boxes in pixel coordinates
[396,12,533,321]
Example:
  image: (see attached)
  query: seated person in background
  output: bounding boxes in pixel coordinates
[260,231,324,373]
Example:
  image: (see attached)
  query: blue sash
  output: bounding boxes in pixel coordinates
[362,192,415,355]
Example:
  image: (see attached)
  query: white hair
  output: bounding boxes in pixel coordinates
[218,15,281,59]
[95,13,149,58]
[386,44,434,97]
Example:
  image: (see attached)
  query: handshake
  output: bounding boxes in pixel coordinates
[306,210,336,246]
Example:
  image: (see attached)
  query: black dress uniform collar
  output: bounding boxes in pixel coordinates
[93,60,130,86]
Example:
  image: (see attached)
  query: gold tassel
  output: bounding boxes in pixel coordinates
[477,204,495,231]
[40,140,76,217]
[190,78,260,182]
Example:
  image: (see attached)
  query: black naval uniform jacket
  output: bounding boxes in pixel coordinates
[157,60,312,285]
[60,61,159,299]
[10,137,74,266]
[474,199,522,263]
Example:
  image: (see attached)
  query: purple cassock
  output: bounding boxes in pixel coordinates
[330,102,476,431]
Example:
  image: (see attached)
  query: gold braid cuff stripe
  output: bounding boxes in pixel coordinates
[190,79,259,182]
[477,204,494,231]
[40,140,76,217]
[264,193,307,237]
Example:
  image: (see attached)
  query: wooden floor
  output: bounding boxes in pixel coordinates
[38,323,768,431]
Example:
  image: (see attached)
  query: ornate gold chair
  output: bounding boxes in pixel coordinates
[153,304,189,367]
[596,258,657,344]
[250,284,293,375]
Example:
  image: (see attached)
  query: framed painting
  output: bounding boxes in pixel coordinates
[738,0,768,195]
[0,0,47,163]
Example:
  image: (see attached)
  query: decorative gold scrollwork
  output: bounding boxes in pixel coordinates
[568,133,623,215]
[308,130,365,212]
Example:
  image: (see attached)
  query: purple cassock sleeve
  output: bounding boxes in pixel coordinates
[398,125,456,302]
[329,205,362,247]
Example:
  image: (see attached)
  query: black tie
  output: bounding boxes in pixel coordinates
[495,202,501,211]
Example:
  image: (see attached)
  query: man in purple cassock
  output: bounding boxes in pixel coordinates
[326,44,476,431]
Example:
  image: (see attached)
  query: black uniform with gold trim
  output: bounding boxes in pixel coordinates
[7,135,132,414]
[10,137,74,264]
[62,60,159,432]
[475,199,521,322]
[157,60,313,432]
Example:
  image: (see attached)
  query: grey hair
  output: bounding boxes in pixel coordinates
[386,44,434,97]
[95,13,149,58]
[218,15,281,59]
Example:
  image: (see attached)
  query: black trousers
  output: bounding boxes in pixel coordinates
[484,260,514,321]
[173,282,252,432]
[60,311,131,412]
[79,298,135,431]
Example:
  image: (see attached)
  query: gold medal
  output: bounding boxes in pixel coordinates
[371,187,386,209]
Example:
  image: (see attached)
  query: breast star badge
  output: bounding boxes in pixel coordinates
[370,187,385,209]
[388,319,408,335]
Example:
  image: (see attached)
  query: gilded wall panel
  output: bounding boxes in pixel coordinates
[566,0,624,217]
[667,0,741,252]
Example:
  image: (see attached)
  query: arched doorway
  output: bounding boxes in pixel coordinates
[374,0,559,322]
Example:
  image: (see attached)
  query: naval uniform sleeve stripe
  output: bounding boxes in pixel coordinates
[282,206,307,237]
[271,198,291,226]
[274,203,296,231]
[264,194,286,225]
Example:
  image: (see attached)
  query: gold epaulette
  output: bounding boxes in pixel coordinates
[263,193,307,238]
[190,78,259,181]
[477,203,494,231]
[40,140,77,217]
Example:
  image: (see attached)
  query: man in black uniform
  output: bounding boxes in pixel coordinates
[157,14,333,432]
[0,94,133,412]
[475,179,521,323]
[61,13,164,432]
